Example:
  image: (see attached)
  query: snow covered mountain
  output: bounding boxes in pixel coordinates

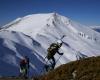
[0,13,100,76]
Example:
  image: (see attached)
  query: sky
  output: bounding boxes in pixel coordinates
[0,0,100,27]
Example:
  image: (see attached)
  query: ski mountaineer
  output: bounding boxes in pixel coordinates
[20,56,29,79]
[46,40,63,71]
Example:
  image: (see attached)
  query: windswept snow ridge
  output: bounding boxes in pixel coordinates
[0,13,100,76]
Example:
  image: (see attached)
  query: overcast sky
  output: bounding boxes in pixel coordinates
[0,0,100,26]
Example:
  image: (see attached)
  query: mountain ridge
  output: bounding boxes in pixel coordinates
[40,56,100,80]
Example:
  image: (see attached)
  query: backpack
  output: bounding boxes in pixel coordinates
[21,59,26,64]
[47,43,60,59]
[20,59,27,68]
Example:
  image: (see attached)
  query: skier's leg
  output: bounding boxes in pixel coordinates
[24,67,28,79]
[19,68,23,77]
[51,57,56,69]
[44,57,50,72]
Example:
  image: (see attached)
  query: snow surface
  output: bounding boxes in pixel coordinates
[0,12,100,76]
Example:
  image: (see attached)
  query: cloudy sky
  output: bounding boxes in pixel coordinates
[0,0,100,26]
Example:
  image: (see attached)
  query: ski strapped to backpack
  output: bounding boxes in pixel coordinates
[54,35,66,42]
[60,35,66,40]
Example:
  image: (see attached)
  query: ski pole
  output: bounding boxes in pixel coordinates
[55,55,62,64]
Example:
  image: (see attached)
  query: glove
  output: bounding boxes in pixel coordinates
[60,53,64,55]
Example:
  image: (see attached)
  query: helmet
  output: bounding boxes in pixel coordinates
[57,40,62,44]
[57,40,62,47]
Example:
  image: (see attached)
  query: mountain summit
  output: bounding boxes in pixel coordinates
[2,13,70,38]
[0,13,100,76]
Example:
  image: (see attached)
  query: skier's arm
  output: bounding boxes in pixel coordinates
[57,51,63,55]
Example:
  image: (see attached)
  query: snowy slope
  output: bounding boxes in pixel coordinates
[0,13,100,76]
[0,30,46,76]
